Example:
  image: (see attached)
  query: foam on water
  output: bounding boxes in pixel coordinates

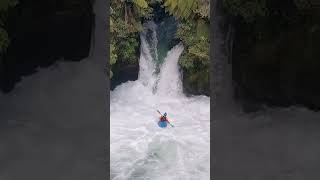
[110,22,210,180]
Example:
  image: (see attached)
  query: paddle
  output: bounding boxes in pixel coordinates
[157,110,174,127]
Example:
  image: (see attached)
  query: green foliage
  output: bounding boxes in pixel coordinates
[179,53,194,69]
[132,0,148,9]
[184,68,209,95]
[110,41,116,78]
[196,19,209,39]
[110,0,210,88]
[110,18,114,32]
[112,17,141,36]
[158,0,209,20]
[193,0,210,19]
[188,37,209,62]
[117,37,139,64]
[162,0,197,19]
[110,42,117,66]
[110,0,152,79]
[145,0,211,93]
[176,20,194,45]
[176,19,209,72]
[157,0,210,74]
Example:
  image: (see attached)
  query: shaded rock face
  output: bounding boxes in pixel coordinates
[0,0,93,92]
[232,9,320,111]
[111,62,139,90]
[183,69,210,97]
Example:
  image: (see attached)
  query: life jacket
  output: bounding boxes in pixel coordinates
[160,116,167,121]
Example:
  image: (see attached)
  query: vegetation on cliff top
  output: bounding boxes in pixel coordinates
[162,0,210,72]
[110,0,210,95]
[110,0,153,78]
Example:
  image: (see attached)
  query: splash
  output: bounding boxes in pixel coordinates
[110,21,210,180]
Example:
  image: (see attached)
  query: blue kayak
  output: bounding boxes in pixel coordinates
[158,121,167,128]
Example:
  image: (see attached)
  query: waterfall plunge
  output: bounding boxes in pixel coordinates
[110,21,210,180]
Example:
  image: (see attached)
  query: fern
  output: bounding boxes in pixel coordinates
[132,0,148,9]
[163,0,197,19]
[193,0,210,18]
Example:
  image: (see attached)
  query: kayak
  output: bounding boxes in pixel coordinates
[158,120,167,128]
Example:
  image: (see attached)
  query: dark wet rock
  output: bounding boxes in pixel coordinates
[183,69,210,96]
[111,62,139,90]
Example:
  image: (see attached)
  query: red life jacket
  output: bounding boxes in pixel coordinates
[160,116,167,121]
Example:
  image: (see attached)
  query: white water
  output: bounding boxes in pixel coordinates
[110,22,210,180]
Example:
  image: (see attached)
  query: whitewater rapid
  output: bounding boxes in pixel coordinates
[110,22,210,180]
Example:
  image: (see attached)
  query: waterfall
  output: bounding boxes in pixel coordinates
[157,44,184,97]
[110,21,210,180]
[137,22,158,88]
[138,34,156,87]
[132,21,184,97]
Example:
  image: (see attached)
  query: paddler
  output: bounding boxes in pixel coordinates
[157,111,174,127]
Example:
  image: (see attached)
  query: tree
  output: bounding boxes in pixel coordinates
[158,0,210,20]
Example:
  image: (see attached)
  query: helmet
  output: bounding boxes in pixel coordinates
[164,112,167,116]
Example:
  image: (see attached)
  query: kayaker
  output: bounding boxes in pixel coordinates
[160,112,169,122]
[157,110,174,127]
